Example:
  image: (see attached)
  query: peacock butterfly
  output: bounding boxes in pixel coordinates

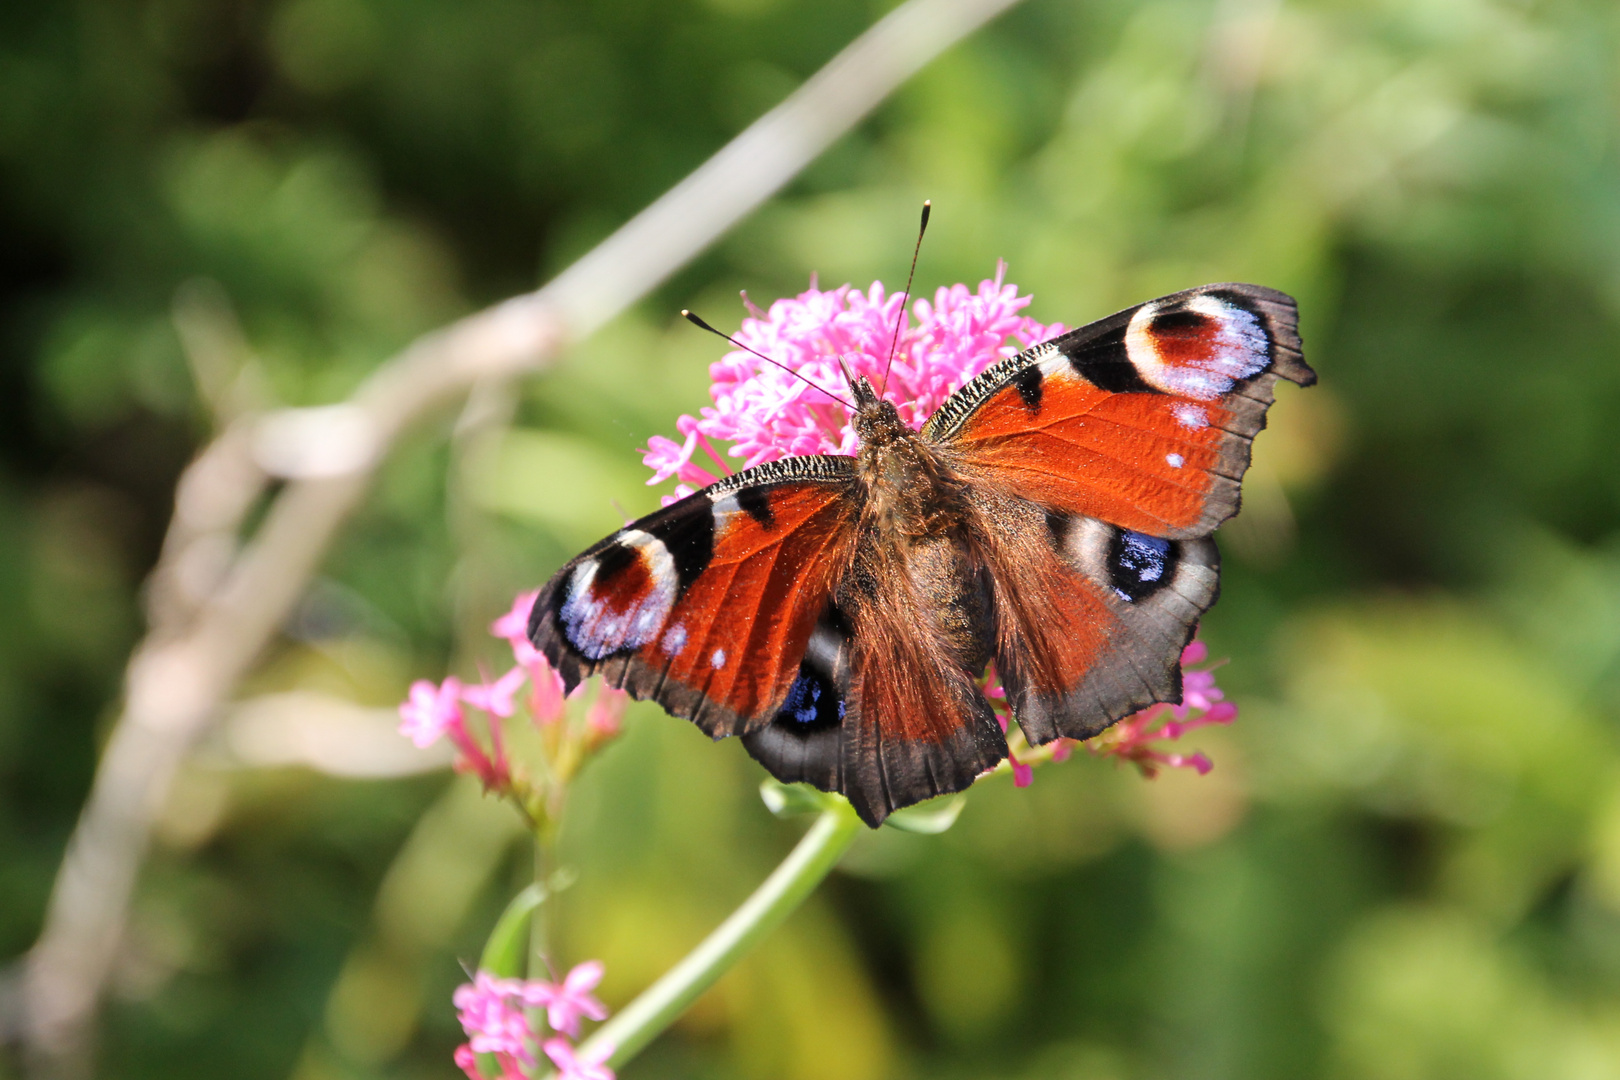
[526,264,1312,826]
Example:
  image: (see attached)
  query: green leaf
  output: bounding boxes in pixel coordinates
[478,881,547,977]
[759,778,835,818]
[882,794,966,834]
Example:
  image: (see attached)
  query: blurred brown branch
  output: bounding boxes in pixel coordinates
[12,0,1023,1071]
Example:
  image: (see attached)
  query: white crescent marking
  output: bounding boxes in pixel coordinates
[1125,295,1268,400]
[558,530,679,660]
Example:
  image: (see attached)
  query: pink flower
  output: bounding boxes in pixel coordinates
[544,1037,615,1080]
[528,660,568,726]
[450,963,613,1078]
[453,1043,481,1080]
[453,971,534,1063]
[399,675,511,794]
[521,960,609,1038]
[1088,639,1237,776]
[644,264,1064,501]
[1173,669,1225,719]
[399,676,465,748]
[463,666,529,719]
[585,689,629,740]
[491,589,570,723]
[491,589,540,643]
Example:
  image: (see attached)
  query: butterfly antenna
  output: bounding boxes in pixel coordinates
[880,199,931,397]
[682,310,854,409]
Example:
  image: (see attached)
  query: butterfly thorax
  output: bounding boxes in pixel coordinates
[850,376,970,541]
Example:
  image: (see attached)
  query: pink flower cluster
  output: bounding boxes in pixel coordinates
[980,638,1235,786]
[643,264,1066,501]
[397,592,629,792]
[453,962,613,1080]
[1082,639,1239,776]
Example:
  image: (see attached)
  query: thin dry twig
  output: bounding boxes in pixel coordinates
[14,0,1024,1070]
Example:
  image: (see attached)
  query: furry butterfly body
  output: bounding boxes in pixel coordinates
[528,283,1313,825]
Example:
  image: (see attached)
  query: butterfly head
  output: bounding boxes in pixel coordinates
[850,375,908,448]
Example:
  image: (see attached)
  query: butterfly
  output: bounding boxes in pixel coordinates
[527,283,1313,826]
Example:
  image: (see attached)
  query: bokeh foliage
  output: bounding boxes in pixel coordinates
[4,0,1620,1077]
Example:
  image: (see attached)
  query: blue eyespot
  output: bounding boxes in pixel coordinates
[778,671,844,728]
[782,673,822,724]
[1110,530,1172,602]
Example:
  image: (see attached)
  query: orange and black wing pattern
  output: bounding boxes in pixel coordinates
[929,284,1310,742]
[741,534,1009,827]
[929,283,1312,539]
[528,456,860,738]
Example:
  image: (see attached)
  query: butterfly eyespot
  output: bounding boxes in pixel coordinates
[558,531,678,660]
[775,669,845,730]
[1126,294,1270,400]
[1108,530,1175,603]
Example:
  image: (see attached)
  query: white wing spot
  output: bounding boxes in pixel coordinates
[1172,404,1208,430]
[661,623,687,657]
[1166,453,1185,468]
[710,648,727,670]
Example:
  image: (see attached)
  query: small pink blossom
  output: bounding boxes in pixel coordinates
[644,265,1064,502]
[491,589,540,643]
[400,675,510,794]
[585,689,629,740]
[1088,639,1237,776]
[492,590,570,725]
[453,971,534,1063]
[529,661,568,726]
[463,666,529,719]
[399,676,465,748]
[544,1037,616,1080]
[451,963,613,1078]
[453,1043,482,1080]
[521,960,609,1038]
[1172,668,1225,719]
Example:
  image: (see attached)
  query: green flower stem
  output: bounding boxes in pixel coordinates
[529,833,552,1033]
[575,798,862,1070]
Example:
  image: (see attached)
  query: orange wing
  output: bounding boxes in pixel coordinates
[528,456,859,737]
[928,284,1312,539]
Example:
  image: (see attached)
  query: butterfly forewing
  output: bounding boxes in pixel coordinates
[930,283,1311,539]
[528,456,860,738]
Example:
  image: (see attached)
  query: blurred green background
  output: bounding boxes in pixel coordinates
[5,0,1620,1077]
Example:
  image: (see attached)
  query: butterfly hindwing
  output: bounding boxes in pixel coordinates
[968,487,1220,745]
[739,610,854,795]
[528,457,860,738]
[930,283,1312,540]
[742,533,1009,827]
